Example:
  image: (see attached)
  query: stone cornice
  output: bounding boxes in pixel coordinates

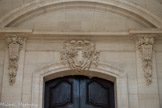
[0,28,161,39]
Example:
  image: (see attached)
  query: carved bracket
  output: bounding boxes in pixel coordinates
[60,40,100,72]
[136,34,157,85]
[6,34,25,85]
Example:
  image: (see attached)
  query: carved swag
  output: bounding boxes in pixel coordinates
[138,34,156,85]
[7,35,24,85]
[61,40,100,72]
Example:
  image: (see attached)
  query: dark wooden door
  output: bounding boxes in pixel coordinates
[44,76,115,108]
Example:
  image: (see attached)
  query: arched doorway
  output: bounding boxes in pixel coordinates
[31,61,128,108]
[44,75,115,108]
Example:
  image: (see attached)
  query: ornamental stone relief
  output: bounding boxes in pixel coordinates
[6,34,25,85]
[60,40,100,72]
[137,34,157,85]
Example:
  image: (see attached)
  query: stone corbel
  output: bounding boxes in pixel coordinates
[135,34,157,85]
[6,34,26,85]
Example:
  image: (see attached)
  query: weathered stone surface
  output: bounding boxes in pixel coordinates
[0,0,162,108]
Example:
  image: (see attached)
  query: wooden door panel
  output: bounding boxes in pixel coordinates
[87,81,110,107]
[44,76,115,108]
[50,81,72,107]
[80,77,115,108]
[44,77,79,108]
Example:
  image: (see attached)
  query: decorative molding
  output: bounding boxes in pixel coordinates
[0,0,162,28]
[60,40,100,72]
[6,34,26,85]
[136,34,157,85]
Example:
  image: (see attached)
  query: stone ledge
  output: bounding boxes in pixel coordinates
[0,28,161,38]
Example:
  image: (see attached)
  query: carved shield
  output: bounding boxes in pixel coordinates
[61,40,99,72]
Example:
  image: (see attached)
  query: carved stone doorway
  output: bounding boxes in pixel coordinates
[31,61,128,108]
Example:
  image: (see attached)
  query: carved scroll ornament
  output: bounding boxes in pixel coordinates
[7,35,24,85]
[60,40,100,72]
[137,35,156,85]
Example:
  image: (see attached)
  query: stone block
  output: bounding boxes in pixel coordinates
[129,95,139,108]
[138,93,160,108]
[25,51,54,65]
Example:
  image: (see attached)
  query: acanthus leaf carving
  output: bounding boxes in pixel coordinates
[7,34,25,85]
[60,40,100,72]
[137,34,157,85]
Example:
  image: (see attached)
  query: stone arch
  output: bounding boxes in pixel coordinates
[31,61,128,108]
[0,0,162,28]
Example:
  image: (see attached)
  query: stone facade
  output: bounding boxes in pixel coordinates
[0,0,162,108]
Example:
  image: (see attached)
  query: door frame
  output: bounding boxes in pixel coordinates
[31,61,128,108]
